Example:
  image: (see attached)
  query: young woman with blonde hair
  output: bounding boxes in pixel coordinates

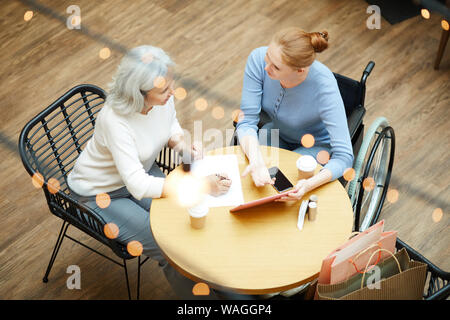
[236,27,354,202]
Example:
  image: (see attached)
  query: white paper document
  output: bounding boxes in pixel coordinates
[297,200,309,231]
[191,155,244,208]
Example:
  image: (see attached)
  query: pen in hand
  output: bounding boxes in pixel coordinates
[215,173,232,186]
[216,173,228,181]
[207,173,232,196]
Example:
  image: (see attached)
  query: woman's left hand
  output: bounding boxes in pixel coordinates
[276,179,312,202]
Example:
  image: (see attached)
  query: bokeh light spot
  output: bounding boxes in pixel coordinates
[172,172,208,208]
[192,283,210,296]
[174,87,187,100]
[153,76,166,89]
[127,240,143,257]
[47,178,60,194]
[24,11,33,22]
[386,188,399,203]
[71,16,81,27]
[301,134,315,148]
[141,52,154,64]
[32,172,44,189]
[195,98,208,111]
[432,208,443,223]
[99,47,111,60]
[421,9,430,19]
[231,109,245,123]
[316,150,330,165]
[212,106,224,120]
[96,193,111,209]
[104,223,119,239]
[442,19,449,31]
[343,168,355,182]
[362,177,376,191]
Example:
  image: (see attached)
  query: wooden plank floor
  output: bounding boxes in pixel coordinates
[0,0,448,299]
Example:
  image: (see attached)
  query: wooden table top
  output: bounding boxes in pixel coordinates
[150,146,354,294]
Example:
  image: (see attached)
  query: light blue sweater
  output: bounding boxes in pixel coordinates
[236,46,354,181]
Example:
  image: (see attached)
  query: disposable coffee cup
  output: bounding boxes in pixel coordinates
[308,201,317,221]
[188,203,209,229]
[296,155,317,180]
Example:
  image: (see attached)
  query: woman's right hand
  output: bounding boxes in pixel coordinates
[242,163,275,187]
[206,173,232,196]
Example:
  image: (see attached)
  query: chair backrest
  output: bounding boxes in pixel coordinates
[18,84,133,257]
[19,84,182,259]
[333,72,364,118]
[19,84,106,193]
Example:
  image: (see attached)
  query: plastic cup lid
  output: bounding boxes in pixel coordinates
[188,204,209,217]
[296,155,317,171]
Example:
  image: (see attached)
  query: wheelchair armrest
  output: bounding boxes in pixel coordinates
[347,105,366,140]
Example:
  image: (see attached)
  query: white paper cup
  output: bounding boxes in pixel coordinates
[308,201,317,221]
[296,155,317,180]
[188,204,209,229]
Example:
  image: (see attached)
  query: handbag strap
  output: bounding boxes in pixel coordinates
[348,242,382,274]
[360,248,402,289]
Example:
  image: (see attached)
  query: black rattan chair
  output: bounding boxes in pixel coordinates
[18,84,181,299]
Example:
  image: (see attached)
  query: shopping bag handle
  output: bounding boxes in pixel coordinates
[349,242,382,274]
[360,248,402,289]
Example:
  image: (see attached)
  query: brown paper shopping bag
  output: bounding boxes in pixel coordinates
[317,248,427,300]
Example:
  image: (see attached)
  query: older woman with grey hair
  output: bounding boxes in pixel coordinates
[67,45,231,299]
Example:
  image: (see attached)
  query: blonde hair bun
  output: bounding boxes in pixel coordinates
[272,27,329,69]
[310,31,329,53]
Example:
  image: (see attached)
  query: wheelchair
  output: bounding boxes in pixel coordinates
[230,62,450,300]
[230,61,395,233]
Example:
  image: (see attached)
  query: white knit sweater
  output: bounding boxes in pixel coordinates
[67,96,183,200]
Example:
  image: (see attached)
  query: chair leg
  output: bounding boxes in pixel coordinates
[43,221,69,283]
[137,255,141,300]
[136,256,151,300]
[123,259,132,300]
[434,29,449,70]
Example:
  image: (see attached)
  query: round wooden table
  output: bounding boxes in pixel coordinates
[150,146,354,294]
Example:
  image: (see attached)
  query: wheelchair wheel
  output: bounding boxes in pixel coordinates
[347,117,395,231]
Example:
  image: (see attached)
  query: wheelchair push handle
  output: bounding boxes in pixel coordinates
[361,61,375,86]
[364,61,375,75]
